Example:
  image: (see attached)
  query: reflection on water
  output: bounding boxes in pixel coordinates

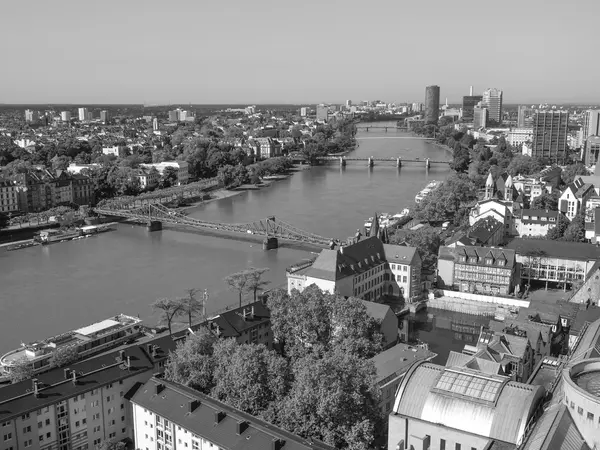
[401,308,492,364]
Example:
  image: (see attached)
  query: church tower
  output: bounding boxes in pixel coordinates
[504,174,513,201]
[485,172,494,200]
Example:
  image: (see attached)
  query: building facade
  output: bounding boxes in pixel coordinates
[0,180,21,213]
[132,377,333,450]
[584,135,600,166]
[461,95,482,122]
[316,104,328,122]
[424,85,440,125]
[532,111,569,162]
[140,162,189,185]
[286,237,422,302]
[559,176,594,221]
[581,109,600,147]
[437,245,518,295]
[507,128,533,147]
[473,102,487,129]
[516,209,563,238]
[482,88,503,124]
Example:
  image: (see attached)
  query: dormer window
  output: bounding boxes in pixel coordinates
[498,259,505,266]
[486,258,493,265]
[460,256,467,263]
[469,257,478,264]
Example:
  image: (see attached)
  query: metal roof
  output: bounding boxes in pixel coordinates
[393,361,544,444]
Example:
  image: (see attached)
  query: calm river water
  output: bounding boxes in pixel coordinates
[0,122,476,362]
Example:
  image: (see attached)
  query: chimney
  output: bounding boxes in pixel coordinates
[32,379,39,397]
[155,383,165,395]
[236,421,249,435]
[72,370,78,385]
[126,356,131,369]
[470,85,473,96]
[64,368,72,380]
[118,350,125,361]
[250,306,255,319]
[187,400,200,413]
[272,438,286,450]
[214,411,226,424]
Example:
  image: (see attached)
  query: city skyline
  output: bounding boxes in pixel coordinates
[1,0,599,104]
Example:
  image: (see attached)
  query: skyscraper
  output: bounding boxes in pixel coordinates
[473,102,488,129]
[517,105,532,128]
[346,100,352,108]
[581,110,600,143]
[424,85,440,125]
[78,107,88,121]
[60,111,71,122]
[462,95,483,122]
[482,88,503,125]
[100,110,110,123]
[532,111,569,162]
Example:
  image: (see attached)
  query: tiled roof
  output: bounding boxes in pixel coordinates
[0,345,154,422]
[440,245,516,268]
[131,377,334,450]
[469,217,504,244]
[506,238,600,261]
[370,343,434,384]
[360,300,392,322]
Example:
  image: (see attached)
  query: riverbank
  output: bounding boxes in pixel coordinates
[428,140,454,155]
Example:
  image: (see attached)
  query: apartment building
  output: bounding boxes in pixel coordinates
[286,236,422,302]
[131,377,334,450]
[511,175,552,203]
[0,179,20,214]
[135,167,159,190]
[437,245,518,295]
[531,111,569,162]
[515,209,564,238]
[0,346,154,450]
[255,137,282,159]
[102,146,127,158]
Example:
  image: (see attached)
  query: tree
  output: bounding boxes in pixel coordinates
[178,289,206,328]
[9,357,34,383]
[415,174,477,223]
[224,270,250,308]
[51,155,72,171]
[277,350,381,449]
[245,267,270,302]
[267,286,384,359]
[0,213,8,230]
[563,213,586,242]
[151,298,183,335]
[506,155,545,177]
[531,192,558,210]
[561,163,588,186]
[164,329,216,392]
[160,166,178,188]
[390,228,441,273]
[451,146,470,173]
[97,441,126,450]
[211,339,289,417]
[546,214,568,240]
[49,345,79,368]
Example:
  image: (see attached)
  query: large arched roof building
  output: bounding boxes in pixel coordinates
[388,360,545,450]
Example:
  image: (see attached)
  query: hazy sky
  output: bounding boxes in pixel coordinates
[1,0,598,105]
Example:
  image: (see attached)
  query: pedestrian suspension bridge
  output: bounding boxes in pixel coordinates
[93,203,334,249]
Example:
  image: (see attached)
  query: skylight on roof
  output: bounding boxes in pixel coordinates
[435,370,503,402]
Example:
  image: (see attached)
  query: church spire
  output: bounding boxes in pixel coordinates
[369,213,380,238]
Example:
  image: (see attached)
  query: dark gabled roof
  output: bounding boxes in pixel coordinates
[469,217,504,244]
[131,377,334,450]
[0,345,154,422]
[506,238,600,261]
[204,301,270,338]
[440,245,516,267]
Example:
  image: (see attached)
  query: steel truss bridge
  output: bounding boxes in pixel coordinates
[93,203,333,247]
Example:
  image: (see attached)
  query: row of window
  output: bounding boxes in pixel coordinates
[566,396,600,425]
[390,263,408,272]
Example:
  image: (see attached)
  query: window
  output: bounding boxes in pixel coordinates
[91,390,97,395]
[3,433,12,441]
[93,413,100,421]
[46,432,50,438]
[587,412,594,421]
[455,444,461,450]
[37,422,42,429]
[23,426,31,433]
[578,406,584,415]
[108,408,114,414]
[45,419,50,426]
[440,439,446,450]
[21,413,30,420]
[109,432,116,439]
[39,436,44,442]
[93,426,101,433]
[24,439,32,448]
[91,400,99,407]
[106,383,113,389]
[75,421,80,428]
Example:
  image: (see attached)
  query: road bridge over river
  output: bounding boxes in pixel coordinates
[93,203,335,250]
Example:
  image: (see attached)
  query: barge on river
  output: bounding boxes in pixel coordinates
[0,314,143,382]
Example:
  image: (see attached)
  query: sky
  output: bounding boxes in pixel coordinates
[1,0,599,105]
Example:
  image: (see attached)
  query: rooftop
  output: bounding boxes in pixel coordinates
[0,345,154,423]
[131,377,334,450]
[506,238,600,261]
[370,343,435,385]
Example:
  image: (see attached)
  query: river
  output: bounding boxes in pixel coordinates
[0,122,471,362]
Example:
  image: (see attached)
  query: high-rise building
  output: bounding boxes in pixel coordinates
[482,88,503,125]
[581,110,600,144]
[424,85,440,125]
[78,107,88,121]
[24,110,38,123]
[517,105,533,128]
[168,110,179,122]
[462,95,483,122]
[100,110,109,123]
[60,111,71,122]
[411,102,423,113]
[152,117,159,131]
[473,101,488,129]
[346,99,352,107]
[532,110,569,162]
[300,107,308,117]
[584,136,600,166]
[316,104,329,122]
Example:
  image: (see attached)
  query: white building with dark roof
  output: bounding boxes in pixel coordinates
[131,377,334,450]
[388,360,545,450]
[286,236,422,302]
[515,209,565,238]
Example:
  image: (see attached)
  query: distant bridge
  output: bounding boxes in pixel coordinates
[93,203,334,249]
[317,156,450,168]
